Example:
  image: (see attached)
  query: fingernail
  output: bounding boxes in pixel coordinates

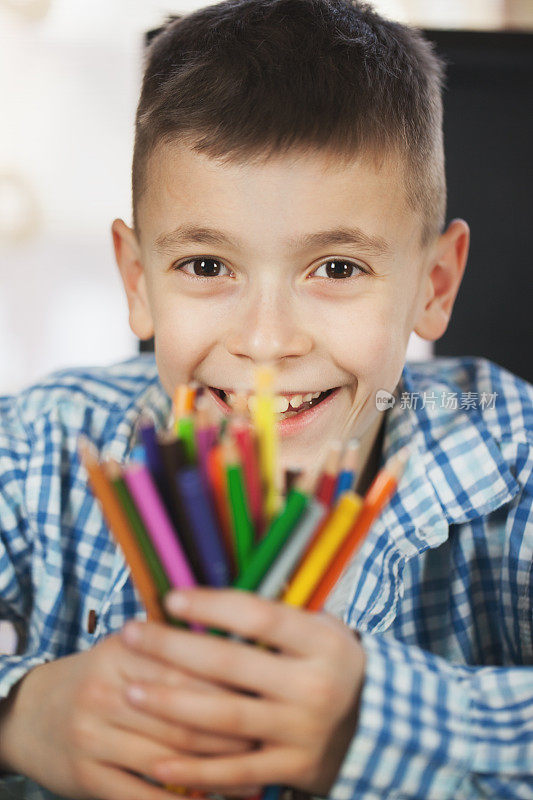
[165,591,189,615]
[127,684,146,703]
[122,621,142,645]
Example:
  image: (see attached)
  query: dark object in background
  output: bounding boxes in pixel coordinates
[427,30,532,384]
[139,28,532,384]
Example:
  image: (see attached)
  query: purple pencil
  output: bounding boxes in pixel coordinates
[195,395,219,487]
[124,463,201,627]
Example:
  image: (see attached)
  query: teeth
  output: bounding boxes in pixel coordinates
[274,395,290,413]
[223,389,327,414]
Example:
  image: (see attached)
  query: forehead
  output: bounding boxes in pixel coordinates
[139,141,420,254]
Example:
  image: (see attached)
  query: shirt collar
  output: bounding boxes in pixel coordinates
[98,357,172,464]
[382,362,520,531]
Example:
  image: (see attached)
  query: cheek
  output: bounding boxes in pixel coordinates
[323,298,409,390]
[148,290,221,395]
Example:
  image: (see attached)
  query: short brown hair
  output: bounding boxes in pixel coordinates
[132,0,446,244]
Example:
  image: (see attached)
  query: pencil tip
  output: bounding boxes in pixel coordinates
[295,469,317,495]
[341,438,360,471]
[388,446,410,480]
[77,436,97,464]
[254,364,275,393]
[103,458,122,480]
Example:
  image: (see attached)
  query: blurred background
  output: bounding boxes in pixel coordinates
[0,0,532,396]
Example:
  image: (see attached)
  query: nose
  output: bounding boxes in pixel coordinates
[224,285,313,364]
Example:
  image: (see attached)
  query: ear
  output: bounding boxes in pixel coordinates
[414,218,470,341]
[112,218,154,340]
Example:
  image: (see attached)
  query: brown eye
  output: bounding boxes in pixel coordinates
[176,258,231,278]
[312,260,363,279]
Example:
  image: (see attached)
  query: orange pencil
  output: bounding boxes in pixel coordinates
[173,383,197,418]
[306,447,409,611]
[78,438,165,623]
[206,443,238,578]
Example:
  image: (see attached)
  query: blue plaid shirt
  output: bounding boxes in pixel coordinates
[0,355,532,799]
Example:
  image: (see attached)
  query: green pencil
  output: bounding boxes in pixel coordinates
[108,465,171,598]
[233,484,309,591]
[107,463,185,628]
[224,437,255,573]
[177,416,197,464]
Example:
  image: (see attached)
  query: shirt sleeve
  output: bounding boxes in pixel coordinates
[329,631,533,800]
[0,396,50,701]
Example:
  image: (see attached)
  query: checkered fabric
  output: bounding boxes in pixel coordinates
[0,355,531,799]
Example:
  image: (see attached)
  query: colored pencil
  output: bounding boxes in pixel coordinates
[123,463,198,592]
[332,439,359,502]
[207,444,237,577]
[177,415,197,464]
[251,366,279,524]
[194,394,219,489]
[175,464,231,588]
[157,431,207,584]
[224,436,255,572]
[233,481,310,592]
[255,497,327,600]
[284,468,302,496]
[79,439,164,622]
[314,441,342,507]
[282,491,363,607]
[106,461,171,599]
[173,384,196,419]
[129,443,146,464]
[139,418,166,487]
[230,393,263,536]
[306,447,410,611]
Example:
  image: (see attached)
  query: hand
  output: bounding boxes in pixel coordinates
[121,588,366,795]
[0,627,254,800]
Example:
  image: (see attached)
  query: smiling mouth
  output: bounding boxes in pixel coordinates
[210,387,336,420]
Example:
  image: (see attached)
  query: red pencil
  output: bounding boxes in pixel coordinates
[314,441,342,507]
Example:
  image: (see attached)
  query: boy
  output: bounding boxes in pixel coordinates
[0,0,532,798]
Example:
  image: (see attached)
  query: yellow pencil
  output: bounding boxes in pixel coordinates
[251,365,279,524]
[282,491,363,607]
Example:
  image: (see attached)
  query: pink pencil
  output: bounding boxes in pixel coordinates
[124,463,202,628]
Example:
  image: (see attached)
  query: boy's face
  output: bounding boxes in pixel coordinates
[114,142,467,473]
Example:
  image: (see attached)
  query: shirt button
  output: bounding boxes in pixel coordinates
[87,609,98,634]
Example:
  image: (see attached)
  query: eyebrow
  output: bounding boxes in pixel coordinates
[154,224,391,257]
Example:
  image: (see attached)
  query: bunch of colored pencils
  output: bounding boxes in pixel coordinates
[80,366,408,623]
[80,366,408,797]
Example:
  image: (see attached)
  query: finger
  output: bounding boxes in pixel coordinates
[126,684,301,744]
[163,589,324,656]
[118,629,224,695]
[122,621,299,701]
[84,759,191,800]
[151,745,303,789]
[88,675,251,756]
[114,700,253,756]
[75,717,183,777]
[206,787,262,797]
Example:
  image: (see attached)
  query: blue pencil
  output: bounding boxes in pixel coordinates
[333,439,359,502]
[175,465,231,588]
[139,418,166,488]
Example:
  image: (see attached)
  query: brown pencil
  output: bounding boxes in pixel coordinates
[78,437,165,623]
